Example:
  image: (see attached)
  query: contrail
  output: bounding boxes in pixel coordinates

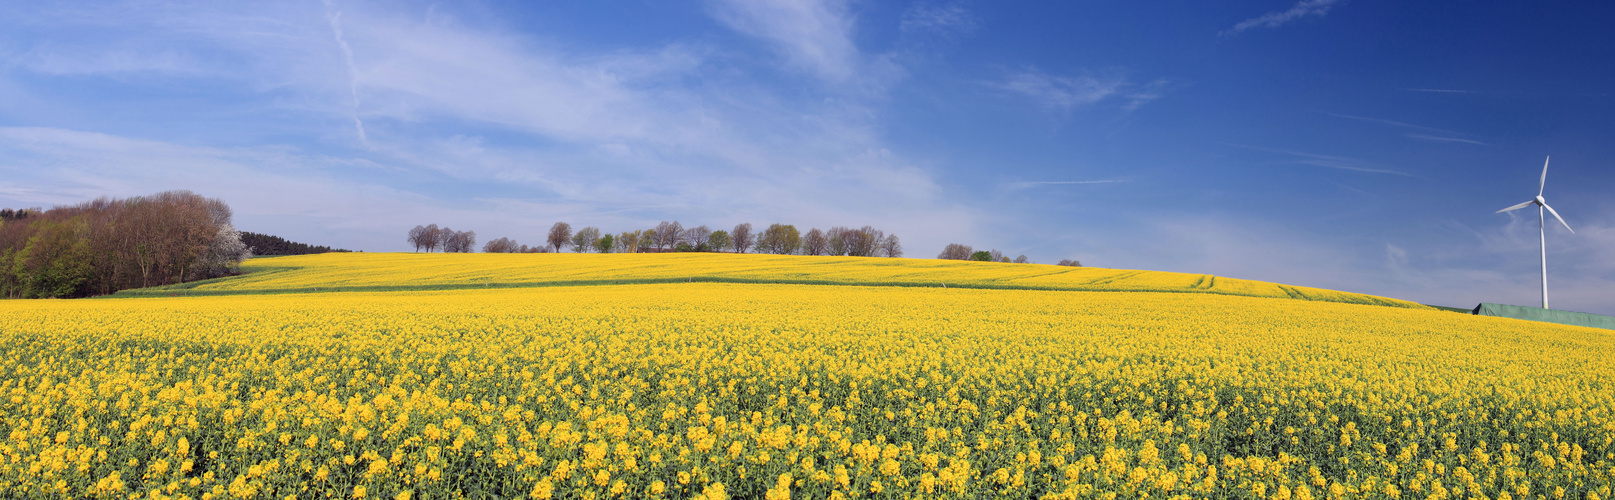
[323,0,370,148]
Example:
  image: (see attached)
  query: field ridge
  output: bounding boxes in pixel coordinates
[113,252,1429,309]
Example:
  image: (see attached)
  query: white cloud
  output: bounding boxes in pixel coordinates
[0,1,986,258]
[1222,0,1342,36]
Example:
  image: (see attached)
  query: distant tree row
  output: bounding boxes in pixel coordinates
[0,191,250,299]
[239,232,350,256]
[937,243,1079,266]
[549,221,902,257]
[480,237,549,254]
[0,208,40,222]
[406,220,1082,265]
[407,224,478,253]
[449,221,903,257]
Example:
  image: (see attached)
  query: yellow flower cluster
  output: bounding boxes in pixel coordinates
[132,252,1425,308]
[1,264,1611,497]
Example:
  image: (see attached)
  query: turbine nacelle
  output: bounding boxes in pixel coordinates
[1534,195,1546,206]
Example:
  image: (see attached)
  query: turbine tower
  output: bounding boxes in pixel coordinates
[1496,156,1574,309]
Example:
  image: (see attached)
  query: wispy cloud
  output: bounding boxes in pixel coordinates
[1324,112,1487,146]
[900,3,975,34]
[1324,113,1446,132]
[1123,79,1171,112]
[1222,0,1342,36]
[1001,179,1125,191]
[322,0,369,148]
[0,2,986,256]
[993,68,1166,115]
[1402,88,1472,94]
[706,0,861,83]
[1223,143,1414,176]
[1378,211,1615,314]
[1403,133,1488,146]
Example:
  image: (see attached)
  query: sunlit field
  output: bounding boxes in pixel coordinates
[123,252,1426,309]
[1,253,1611,499]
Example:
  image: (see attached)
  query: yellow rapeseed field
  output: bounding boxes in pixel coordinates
[0,254,1610,499]
[127,252,1425,309]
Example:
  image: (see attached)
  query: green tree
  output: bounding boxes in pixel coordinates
[571,226,601,253]
[707,230,731,253]
[969,250,993,262]
[14,219,93,298]
[756,224,801,255]
[0,248,17,299]
[595,234,615,253]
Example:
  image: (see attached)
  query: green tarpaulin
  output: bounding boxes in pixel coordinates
[1472,303,1615,331]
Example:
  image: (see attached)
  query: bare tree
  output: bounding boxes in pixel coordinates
[571,226,601,253]
[846,226,882,257]
[433,224,451,252]
[651,222,669,250]
[438,227,455,252]
[685,225,712,251]
[879,234,903,258]
[547,222,572,253]
[1057,259,1082,267]
[650,221,681,250]
[937,243,973,260]
[803,228,828,256]
[989,249,1004,262]
[731,223,754,253]
[1013,255,1029,264]
[483,237,518,253]
[453,230,476,253]
[408,225,428,252]
[826,226,849,256]
[423,224,443,252]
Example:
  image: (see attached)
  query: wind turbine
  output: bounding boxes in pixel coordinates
[1496,156,1574,309]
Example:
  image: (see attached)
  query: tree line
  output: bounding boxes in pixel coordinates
[406,224,480,253]
[407,221,1083,265]
[240,232,351,256]
[414,221,906,257]
[936,243,1080,266]
[0,191,251,299]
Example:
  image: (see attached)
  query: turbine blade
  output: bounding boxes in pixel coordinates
[1496,200,1535,213]
[1540,156,1550,196]
[1543,203,1574,233]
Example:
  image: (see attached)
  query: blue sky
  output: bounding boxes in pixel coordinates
[1,1,1612,313]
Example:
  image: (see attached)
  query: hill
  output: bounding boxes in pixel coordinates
[116,251,1428,308]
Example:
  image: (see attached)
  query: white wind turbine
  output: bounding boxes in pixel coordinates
[1496,156,1574,309]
